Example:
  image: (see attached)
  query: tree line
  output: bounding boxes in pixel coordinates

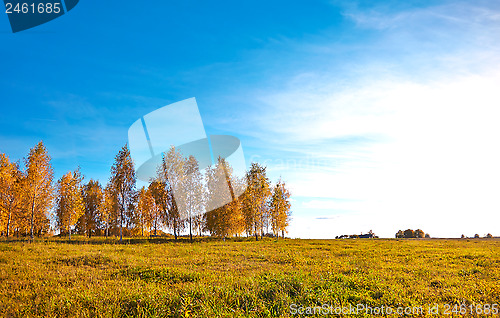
[395,229,430,238]
[462,234,493,239]
[0,141,292,241]
[335,230,377,239]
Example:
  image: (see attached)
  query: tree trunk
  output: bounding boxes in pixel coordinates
[68,211,72,240]
[6,206,12,237]
[254,221,259,241]
[30,194,36,240]
[189,217,193,242]
[119,209,123,243]
[173,220,178,240]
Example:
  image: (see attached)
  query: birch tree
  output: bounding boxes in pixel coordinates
[149,179,167,236]
[183,155,204,241]
[25,141,54,239]
[102,183,118,237]
[204,158,243,238]
[157,146,185,239]
[79,179,103,238]
[269,179,291,238]
[136,186,156,236]
[55,169,84,239]
[242,162,270,240]
[0,154,25,237]
[109,144,136,243]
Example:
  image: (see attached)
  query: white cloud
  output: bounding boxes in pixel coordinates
[219,1,500,238]
[279,70,500,238]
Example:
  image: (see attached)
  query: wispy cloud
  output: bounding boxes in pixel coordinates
[211,1,500,237]
[343,1,500,32]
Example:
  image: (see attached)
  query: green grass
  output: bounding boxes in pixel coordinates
[0,237,499,317]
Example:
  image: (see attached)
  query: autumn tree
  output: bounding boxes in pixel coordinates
[415,229,425,238]
[135,187,148,236]
[0,154,26,237]
[242,163,271,240]
[157,146,185,239]
[78,179,103,238]
[221,158,245,237]
[403,229,415,238]
[136,186,157,236]
[149,179,167,236]
[183,155,205,241]
[102,183,118,237]
[125,198,137,235]
[109,144,136,243]
[204,161,226,237]
[55,169,84,239]
[396,229,427,238]
[204,158,244,238]
[204,201,242,238]
[269,179,292,238]
[230,175,246,237]
[25,141,54,239]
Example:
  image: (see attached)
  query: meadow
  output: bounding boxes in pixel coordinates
[0,237,499,317]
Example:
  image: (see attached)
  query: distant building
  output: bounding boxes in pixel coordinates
[336,233,375,239]
[358,233,374,239]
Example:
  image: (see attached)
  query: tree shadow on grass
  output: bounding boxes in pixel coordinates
[0,235,260,245]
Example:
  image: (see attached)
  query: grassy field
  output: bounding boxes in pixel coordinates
[0,237,499,317]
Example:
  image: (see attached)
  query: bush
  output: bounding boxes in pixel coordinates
[404,229,415,238]
[395,229,428,239]
[415,229,425,238]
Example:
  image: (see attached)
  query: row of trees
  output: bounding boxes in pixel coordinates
[0,141,292,241]
[395,229,430,238]
[0,142,53,238]
[462,234,494,239]
[335,230,377,239]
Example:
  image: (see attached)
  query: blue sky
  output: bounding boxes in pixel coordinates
[1,0,500,238]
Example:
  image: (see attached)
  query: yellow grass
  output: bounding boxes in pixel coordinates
[0,237,499,317]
